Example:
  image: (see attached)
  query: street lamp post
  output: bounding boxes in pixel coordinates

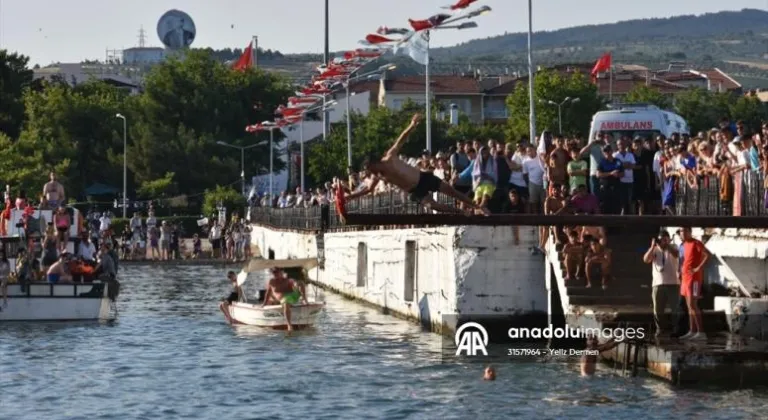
[216,141,261,196]
[527,0,536,145]
[115,113,127,218]
[542,97,580,133]
[425,19,483,153]
[344,64,396,168]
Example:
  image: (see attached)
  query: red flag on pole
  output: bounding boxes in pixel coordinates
[591,52,612,78]
[233,42,254,71]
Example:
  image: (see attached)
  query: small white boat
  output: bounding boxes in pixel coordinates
[219,257,325,329]
[0,281,119,321]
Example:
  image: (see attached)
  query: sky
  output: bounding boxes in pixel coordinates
[1,0,766,66]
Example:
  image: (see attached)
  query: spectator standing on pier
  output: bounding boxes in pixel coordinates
[209,220,222,259]
[679,227,710,341]
[596,145,623,214]
[613,138,637,215]
[643,231,679,338]
[522,145,546,213]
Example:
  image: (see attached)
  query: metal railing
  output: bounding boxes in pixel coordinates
[676,171,766,217]
[247,171,768,230]
[248,190,457,231]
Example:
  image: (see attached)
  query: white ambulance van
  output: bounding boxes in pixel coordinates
[588,104,689,141]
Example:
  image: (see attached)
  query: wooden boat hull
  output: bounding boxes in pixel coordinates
[221,301,324,328]
[0,283,117,321]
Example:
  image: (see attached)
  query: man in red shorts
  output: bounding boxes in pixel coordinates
[678,227,710,341]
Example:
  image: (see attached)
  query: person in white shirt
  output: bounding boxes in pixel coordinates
[78,236,97,263]
[209,221,223,259]
[146,211,157,231]
[613,139,637,214]
[522,145,545,213]
[99,213,112,234]
[643,231,679,338]
[507,143,528,201]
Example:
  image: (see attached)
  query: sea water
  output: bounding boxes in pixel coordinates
[1,265,765,419]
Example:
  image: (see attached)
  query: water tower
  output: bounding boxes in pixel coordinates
[156,9,196,50]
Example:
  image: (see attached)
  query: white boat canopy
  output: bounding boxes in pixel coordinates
[237,258,319,286]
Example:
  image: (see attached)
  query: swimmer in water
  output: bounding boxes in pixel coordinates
[483,365,496,381]
[580,335,617,376]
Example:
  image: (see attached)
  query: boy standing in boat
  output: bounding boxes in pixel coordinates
[219,271,242,319]
[263,267,308,331]
[345,113,489,216]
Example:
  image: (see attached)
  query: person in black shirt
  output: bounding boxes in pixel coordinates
[596,145,623,215]
[491,146,513,213]
[170,227,180,260]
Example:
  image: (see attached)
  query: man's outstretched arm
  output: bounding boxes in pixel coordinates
[346,178,379,200]
[385,113,422,157]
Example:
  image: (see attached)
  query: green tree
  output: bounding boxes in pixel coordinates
[624,85,672,109]
[0,50,34,139]
[14,80,128,199]
[129,49,292,194]
[307,101,452,183]
[729,96,767,132]
[137,172,178,199]
[202,185,246,217]
[506,70,604,140]
[446,115,507,143]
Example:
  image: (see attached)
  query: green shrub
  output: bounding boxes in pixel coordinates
[202,186,246,218]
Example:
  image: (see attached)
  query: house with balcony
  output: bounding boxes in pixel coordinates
[378,74,487,122]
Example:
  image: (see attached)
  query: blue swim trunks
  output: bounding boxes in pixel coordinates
[47,273,60,284]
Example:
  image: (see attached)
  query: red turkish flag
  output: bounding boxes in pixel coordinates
[591,53,612,77]
[365,33,395,45]
[233,42,253,71]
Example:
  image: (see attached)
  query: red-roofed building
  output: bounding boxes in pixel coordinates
[378,74,487,122]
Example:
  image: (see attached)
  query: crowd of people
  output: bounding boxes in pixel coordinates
[201,216,252,262]
[249,113,767,341]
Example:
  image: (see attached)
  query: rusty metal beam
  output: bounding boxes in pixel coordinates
[345,214,768,229]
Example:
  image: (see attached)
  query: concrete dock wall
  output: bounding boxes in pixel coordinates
[249,224,547,334]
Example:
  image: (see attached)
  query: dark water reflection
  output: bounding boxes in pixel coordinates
[1,265,766,420]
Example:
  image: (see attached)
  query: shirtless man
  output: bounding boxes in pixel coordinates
[345,113,489,216]
[585,238,612,289]
[42,172,65,209]
[263,268,308,331]
[580,334,618,376]
[562,230,586,283]
[547,135,570,188]
[539,184,567,249]
[579,223,606,246]
[219,271,242,319]
[46,254,73,284]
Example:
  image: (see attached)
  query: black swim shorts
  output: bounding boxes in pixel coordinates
[408,171,442,203]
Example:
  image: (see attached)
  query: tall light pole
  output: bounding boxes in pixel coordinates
[322,0,330,141]
[115,113,127,218]
[542,97,580,134]
[298,101,336,192]
[424,18,484,153]
[527,0,537,145]
[216,141,261,196]
[344,64,396,168]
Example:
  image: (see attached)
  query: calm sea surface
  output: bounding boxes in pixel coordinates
[1,265,766,420]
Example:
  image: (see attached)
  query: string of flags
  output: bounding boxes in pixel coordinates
[241,0,491,133]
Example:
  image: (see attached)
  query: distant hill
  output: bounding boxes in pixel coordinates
[210,9,768,88]
[436,9,768,60]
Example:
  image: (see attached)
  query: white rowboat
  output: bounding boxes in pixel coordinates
[219,257,324,329]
